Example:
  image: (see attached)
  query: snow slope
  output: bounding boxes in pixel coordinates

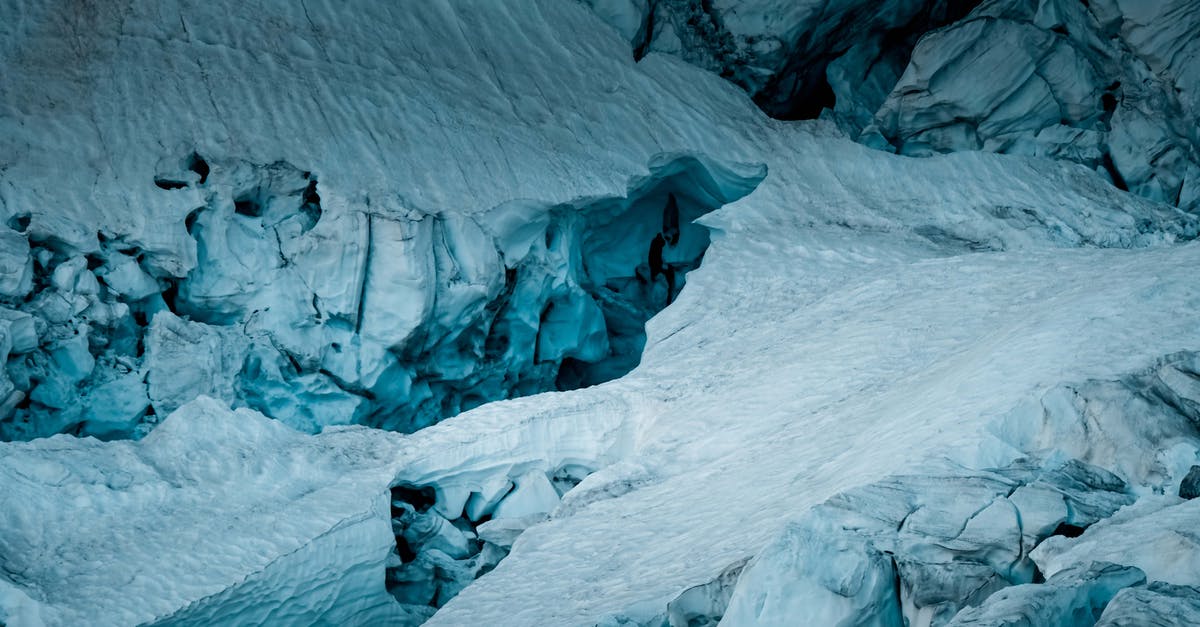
[2,0,1200,625]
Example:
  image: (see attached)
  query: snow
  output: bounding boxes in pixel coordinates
[1,0,1199,625]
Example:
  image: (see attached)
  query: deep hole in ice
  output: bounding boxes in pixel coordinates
[777,69,837,120]
[187,152,210,184]
[1051,521,1087,538]
[7,212,31,233]
[1101,92,1118,114]
[184,207,203,236]
[154,178,188,190]
[548,156,765,389]
[392,484,437,512]
[233,192,264,218]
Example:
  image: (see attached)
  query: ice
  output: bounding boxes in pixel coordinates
[0,397,414,626]
[623,0,1200,212]
[1096,582,1200,626]
[1032,496,1200,588]
[945,562,1146,627]
[1,0,1200,624]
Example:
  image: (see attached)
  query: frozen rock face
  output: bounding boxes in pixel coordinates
[874,0,1200,212]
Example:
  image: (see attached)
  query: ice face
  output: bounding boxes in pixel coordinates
[614,0,1200,212]
[0,150,763,440]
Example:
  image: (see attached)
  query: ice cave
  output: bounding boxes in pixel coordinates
[3,0,1200,625]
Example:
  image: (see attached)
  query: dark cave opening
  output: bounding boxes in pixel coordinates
[188,152,210,184]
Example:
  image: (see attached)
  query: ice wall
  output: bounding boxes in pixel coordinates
[0,153,760,439]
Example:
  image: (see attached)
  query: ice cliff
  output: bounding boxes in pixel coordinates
[2,0,1200,625]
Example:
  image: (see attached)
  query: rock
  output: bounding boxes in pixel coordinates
[1180,466,1200,499]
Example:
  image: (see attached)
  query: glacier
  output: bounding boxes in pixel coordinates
[623,0,1200,213]
[2,0,1200,625]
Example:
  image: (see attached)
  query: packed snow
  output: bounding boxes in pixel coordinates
[1,0,1199,626]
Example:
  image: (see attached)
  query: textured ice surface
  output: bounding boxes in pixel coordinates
[2,0,1200,625]
[615,0,1200,212]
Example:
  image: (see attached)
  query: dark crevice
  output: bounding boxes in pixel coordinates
[234,193,263,218]
[632,1,655,61]
[154,178,188,190]
[1101,153,1129,192]
[187,152,210,184]
[298,179,322,232]
[184,207,204,236]
[1051,522,1087,538]
[6,212,30,233]
[160,278,180,315]
[392,485,437,513]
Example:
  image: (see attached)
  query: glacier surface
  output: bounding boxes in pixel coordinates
[1,0,1199,625]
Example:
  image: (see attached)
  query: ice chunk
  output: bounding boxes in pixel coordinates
[721,518,902,627]
[0,308,38,354]
[491,470,560,520]
[1032,496,1200,587]
[0,227,33,299]
[145,312,247,414]
[945,562,1145,626]
[476,515,547,551]
[464,477,514,522]
[1096,582,1200,626]
[97,254,160,301]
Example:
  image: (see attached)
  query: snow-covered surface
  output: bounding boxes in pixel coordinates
[2,0,1200,625]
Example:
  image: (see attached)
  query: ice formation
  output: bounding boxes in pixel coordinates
[621,0,1200,213]
[1,0,1199,625]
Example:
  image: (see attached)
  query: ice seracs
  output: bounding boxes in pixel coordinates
[612,0,1200,212]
